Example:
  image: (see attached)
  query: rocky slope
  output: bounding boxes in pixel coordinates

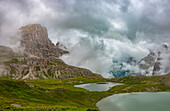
[0,50,99,79]
[0,24,101,79]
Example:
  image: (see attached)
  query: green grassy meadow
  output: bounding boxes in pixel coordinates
[1,75,170,111]
[0,77,111,111]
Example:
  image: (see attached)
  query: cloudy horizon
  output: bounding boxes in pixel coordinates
[1,0,170,77]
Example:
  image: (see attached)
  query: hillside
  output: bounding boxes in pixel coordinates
[0,45,101,79]
[0,77,110,111]
[109,74,170,93]
[1,73,170,110]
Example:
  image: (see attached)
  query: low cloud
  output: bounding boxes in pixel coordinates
[1,0,170,77]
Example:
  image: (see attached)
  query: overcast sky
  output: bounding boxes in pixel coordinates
[1,0,170,77]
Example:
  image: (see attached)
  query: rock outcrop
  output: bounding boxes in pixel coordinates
[0,45,16,56]
[0,24,102,79]
[0,45,101,79]
[20,24,69,58]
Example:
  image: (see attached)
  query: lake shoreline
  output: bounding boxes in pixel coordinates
[96,92,170,111]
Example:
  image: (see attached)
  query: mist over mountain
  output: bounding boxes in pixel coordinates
[1,0,170,77]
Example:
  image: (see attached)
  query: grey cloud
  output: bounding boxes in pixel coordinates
[1,0,170,77]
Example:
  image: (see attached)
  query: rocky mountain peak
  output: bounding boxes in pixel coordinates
[0,24,101,79]
[138,43,170,76]
[20,24,69,58]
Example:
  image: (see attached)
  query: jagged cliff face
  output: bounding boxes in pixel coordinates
[20,24,69,58]
[2,56,98,80]
[0,24,101,79]
[138,44,170,76]
[0,45,100,79]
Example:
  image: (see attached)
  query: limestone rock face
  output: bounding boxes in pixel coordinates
[20,24,69,58]
[138,52,157,75]
[0,24,102,79]
[0,46,101,79]
[0,45,16,56]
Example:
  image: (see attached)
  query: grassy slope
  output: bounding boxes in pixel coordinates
[0,77,111,111]
[1,74,170,110]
